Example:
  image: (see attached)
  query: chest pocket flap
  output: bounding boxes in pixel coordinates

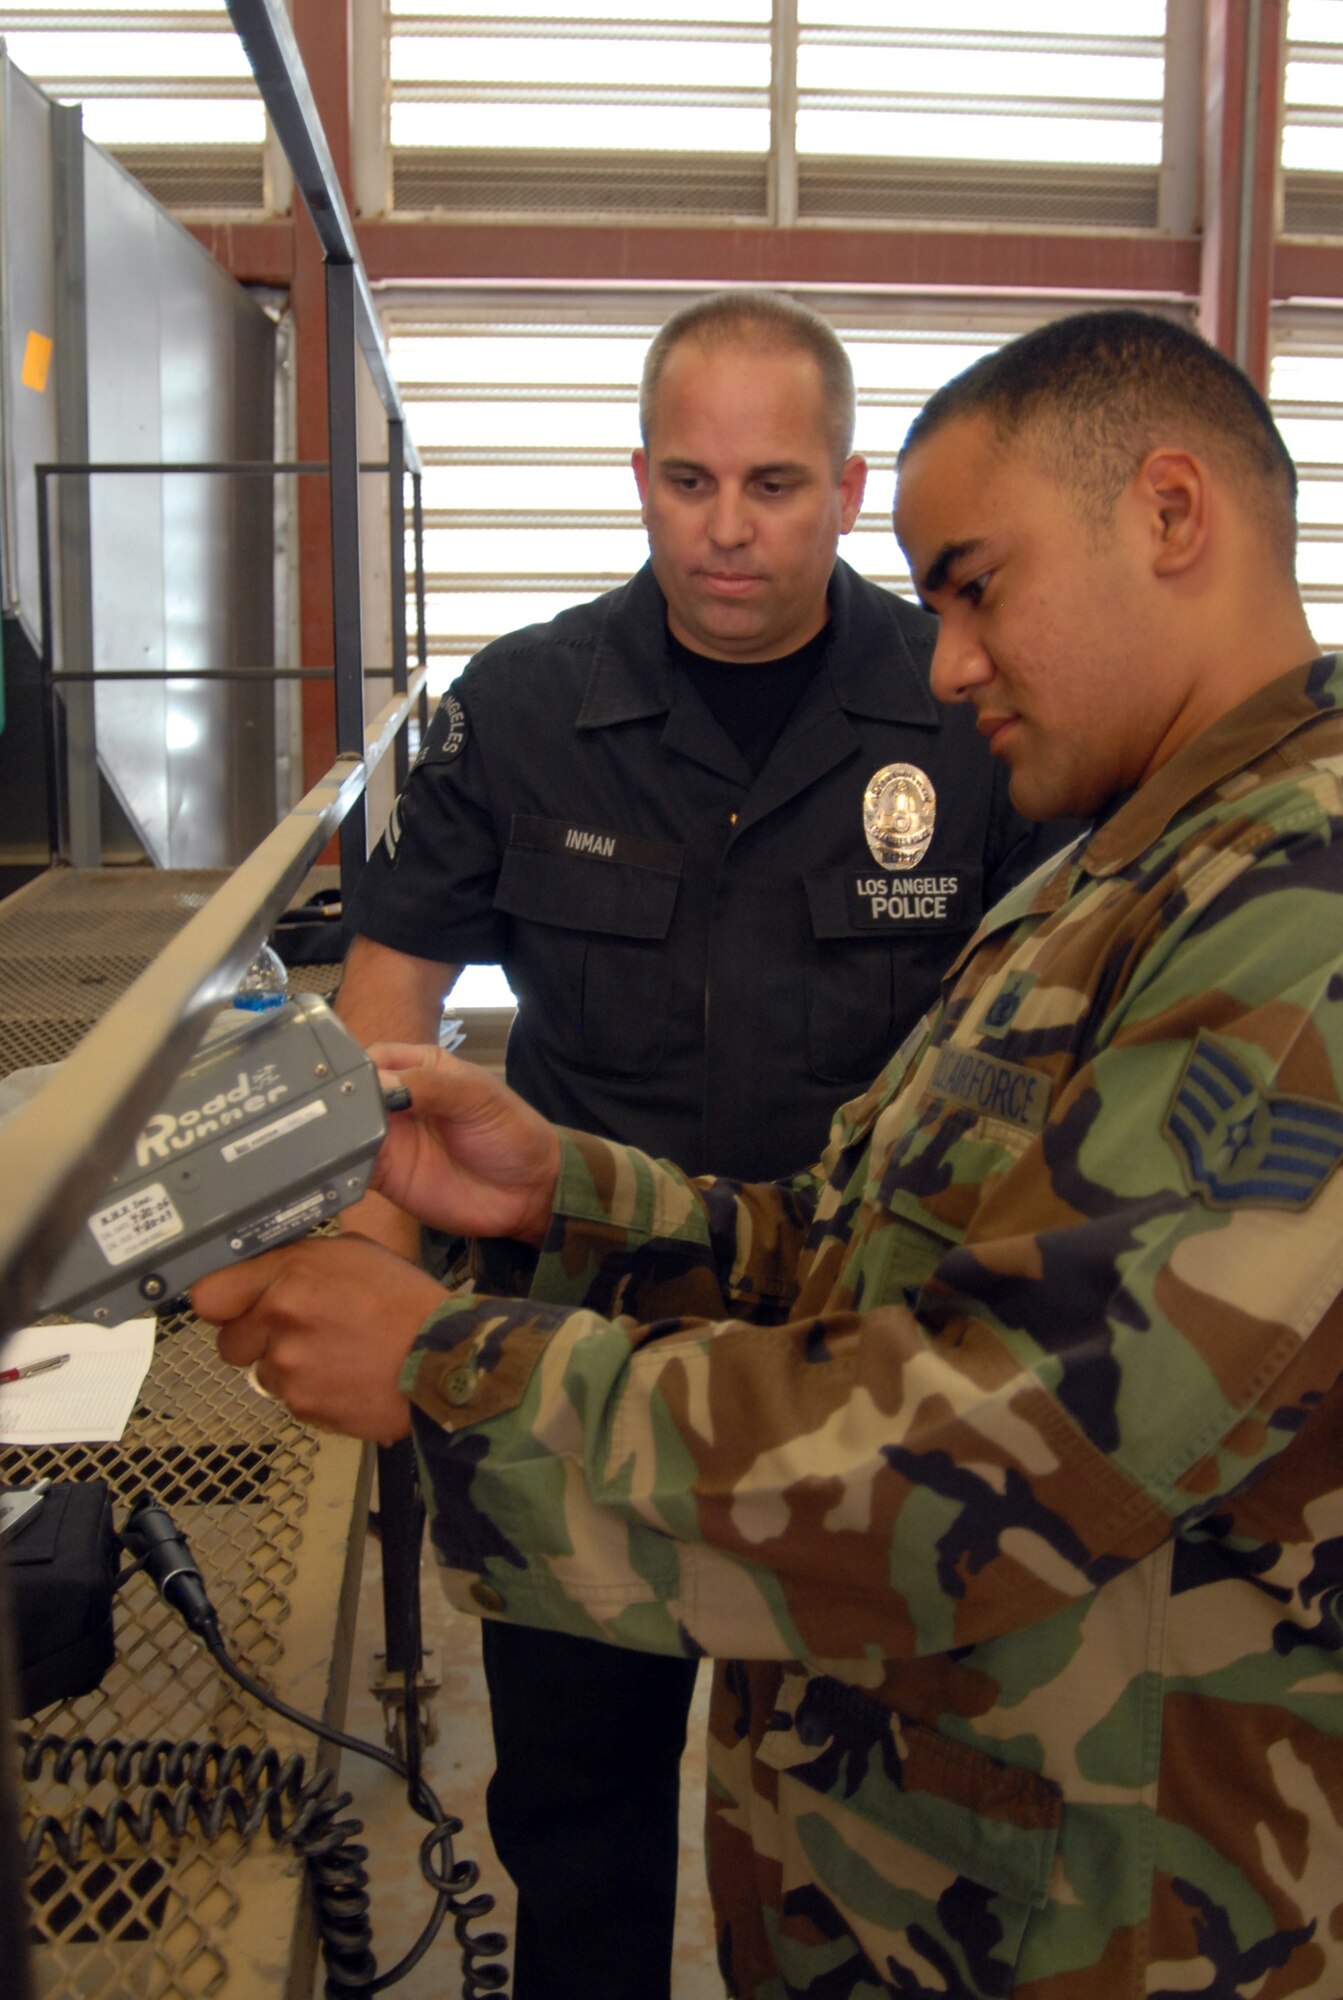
[495,815,682,939]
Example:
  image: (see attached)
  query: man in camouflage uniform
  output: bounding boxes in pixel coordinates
[197,311,1343,1998]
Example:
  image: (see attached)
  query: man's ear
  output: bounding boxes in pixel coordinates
[1137,447,1210,576]
[631,447,650,521]
[838,453,868,534]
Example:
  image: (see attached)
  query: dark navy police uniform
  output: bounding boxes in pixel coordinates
[354,558,1051,1179]
[347,556,1065,1999]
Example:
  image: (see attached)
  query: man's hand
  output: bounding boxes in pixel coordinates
[335,936,458,1262]
[371,1043,562,1246]
[191,1236,447,1442]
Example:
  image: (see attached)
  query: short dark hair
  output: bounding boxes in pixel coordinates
[640,292,856,476]
[900,309,1298,569]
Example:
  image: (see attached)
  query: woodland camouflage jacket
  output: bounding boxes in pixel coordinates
[406,653,1343,1998]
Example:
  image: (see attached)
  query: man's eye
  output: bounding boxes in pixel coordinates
[958,574,989,606]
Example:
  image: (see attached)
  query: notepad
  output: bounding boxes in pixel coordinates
[0,1320,156,1444]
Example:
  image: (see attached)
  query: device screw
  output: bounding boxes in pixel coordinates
[315,1063,330,1078]
[93,1307,109,1323]
[346,1176,362,1190]
[140,1275,166,1300]
[323,1187,337,1203]
[230,1237,245,1252]
[339,1079,356,1095]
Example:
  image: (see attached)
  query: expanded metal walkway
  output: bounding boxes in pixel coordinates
[2,866,365,2000]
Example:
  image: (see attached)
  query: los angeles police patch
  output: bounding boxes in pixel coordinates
[1164,1030,1343,1209]
[414,693,467,769]
[864,763,935,869]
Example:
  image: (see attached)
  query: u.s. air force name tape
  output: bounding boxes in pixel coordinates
[927,1043,1052,1133]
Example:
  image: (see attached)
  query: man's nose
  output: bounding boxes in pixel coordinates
[929,617,992,704]
[706,486,751,548]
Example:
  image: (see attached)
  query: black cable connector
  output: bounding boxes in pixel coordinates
[120,1497,221,1643]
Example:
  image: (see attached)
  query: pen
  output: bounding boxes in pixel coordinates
[0,1353,70,1386]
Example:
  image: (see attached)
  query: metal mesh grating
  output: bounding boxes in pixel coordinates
[10,1325,317,1999]
[1284,170,1343,238]
[108,146,267,216]
[0,870,226,1074]
[392,147,769,220]
[2,868,361,1998]
[797,158,1160,230]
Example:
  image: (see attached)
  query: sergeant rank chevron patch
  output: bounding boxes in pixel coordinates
[1163,1030,1343,1209]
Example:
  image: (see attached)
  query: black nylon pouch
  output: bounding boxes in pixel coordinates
[6,1480,117,1717]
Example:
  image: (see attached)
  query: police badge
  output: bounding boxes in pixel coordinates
[863,763,936,869]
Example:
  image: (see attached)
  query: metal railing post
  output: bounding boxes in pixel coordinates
[411,470,428,736]
[324,259,367,893]
[388,417,408,790]
[50,100,98,867]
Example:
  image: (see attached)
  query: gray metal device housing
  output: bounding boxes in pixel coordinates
[37,995,386,1325]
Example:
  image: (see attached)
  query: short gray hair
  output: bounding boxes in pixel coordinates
[639,292,856,475]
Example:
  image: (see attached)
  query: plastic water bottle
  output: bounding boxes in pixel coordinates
[233,942,289,1012]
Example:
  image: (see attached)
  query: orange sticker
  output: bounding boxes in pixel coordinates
[21,331,53,393]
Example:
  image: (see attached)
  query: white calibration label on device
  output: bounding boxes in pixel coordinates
[88,1183,185,1268]
[221,1096,327,1164]
[229,1189,329,1257]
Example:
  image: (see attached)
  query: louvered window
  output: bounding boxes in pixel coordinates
[1282,0,1343,237]
[391,1,773,220]
[791,2,1169,230]
[1272,313,1343,653]
[0,1,271,211]
[389,1,1175,227]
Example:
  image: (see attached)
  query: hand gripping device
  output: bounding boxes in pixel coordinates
[33,994,387,1325]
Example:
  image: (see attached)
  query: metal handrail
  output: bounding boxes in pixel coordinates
[226,0,420,476]
[0,663,426,1340]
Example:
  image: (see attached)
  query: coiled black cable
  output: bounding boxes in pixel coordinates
[19,1499,509,1997]
[203,1622,507,1997]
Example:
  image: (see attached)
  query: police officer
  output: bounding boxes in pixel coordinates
[334,292,1063,2000]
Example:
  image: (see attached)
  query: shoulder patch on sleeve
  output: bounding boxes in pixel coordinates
[415,693,468,769]
[381,794,403,862]
[1164,1030,1343,1209]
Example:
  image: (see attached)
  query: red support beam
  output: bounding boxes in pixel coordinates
[1275,240,1343,302]
[197,213,1343,311]
[293,0,353,194]
[355,219,1202,300]
[1200,0,1286,388]
[187,218,293,287]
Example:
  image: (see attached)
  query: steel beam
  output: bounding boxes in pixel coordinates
[1200,0,1286,386]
